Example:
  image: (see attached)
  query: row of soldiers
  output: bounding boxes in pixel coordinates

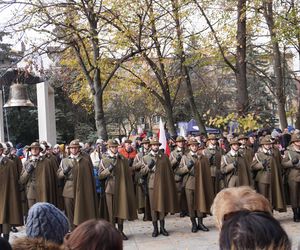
[1,132,300,241]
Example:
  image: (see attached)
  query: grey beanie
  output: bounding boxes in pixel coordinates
[26,202,69,244]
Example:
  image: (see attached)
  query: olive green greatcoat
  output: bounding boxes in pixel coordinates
[282,145,300,208]
[175,153,214,214]
[141,153,179,214]
[59,154,98,225]
[202,146,223,194]
[251,150,286,212]
[169,147,187,213]
[45,153,64,210]
[20,156,58,207]
[238,146,255,187]
[100,154,137,221]
[238,146,254,166]
[221,152,251,188]
[9,154,28,216]
[0,157,23,225]
[132,150,147,210]
[194,156,214,213]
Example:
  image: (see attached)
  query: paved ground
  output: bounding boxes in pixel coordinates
[10,207,300,249]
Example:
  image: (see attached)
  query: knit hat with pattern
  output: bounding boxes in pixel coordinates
[26,202,69,244]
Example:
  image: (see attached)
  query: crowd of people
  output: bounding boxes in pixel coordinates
[0,126,298,249]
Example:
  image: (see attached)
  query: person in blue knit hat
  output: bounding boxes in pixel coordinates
[25,202,69,244]
[12,202,69,249]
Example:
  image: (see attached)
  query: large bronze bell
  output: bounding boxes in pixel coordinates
[3,83,34,108]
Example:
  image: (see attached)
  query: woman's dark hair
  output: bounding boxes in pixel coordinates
[0,238,12,250]
[219,210,291,250]
[63,219,123,250]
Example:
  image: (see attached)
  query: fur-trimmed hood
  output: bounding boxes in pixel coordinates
[12,237,61,250]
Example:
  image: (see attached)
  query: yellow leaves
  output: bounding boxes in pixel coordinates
[286,106,297,118]
[208,112,261,132]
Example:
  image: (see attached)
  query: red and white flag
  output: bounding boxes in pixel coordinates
[158,118,170,156]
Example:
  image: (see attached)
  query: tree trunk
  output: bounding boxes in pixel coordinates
[236,0,249,114]
[94,89,108,140]
[295,92,300,129]
[183,65,206,134]
[263,0,288,129]
[171,0,206,134]
[294,19,300,129]
[294,73,300,129]
[277,100,288,130]
[164,104,177,136]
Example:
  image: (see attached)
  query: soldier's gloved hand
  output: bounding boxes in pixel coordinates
[63,165,72,175]
[128,158,134,167]
[25,163,35,174]
[176,154,182,162]
[262,159,268,168]
[187,160,194,170]
[108,164,115,172]
[209,155,214,165]
[148,159,155,169]
[292,158,299,165]
[232,160,238,168]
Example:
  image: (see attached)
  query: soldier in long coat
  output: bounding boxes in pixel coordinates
[99,139,137,240]
[132,138,152,221]
[140,138,178,237]
[221,138,251,188]
[238,134,255,187]
[3,142,23,233]
[0,143,23,241]
[250,135,286,212]
[238,134,255,166]
[20,142,58,209]
[40,141,64,211]
[282,133,300,221]
[169,136,188,217]
[175,138,213,233]
[58,140,98,230]
[202,134,223,195]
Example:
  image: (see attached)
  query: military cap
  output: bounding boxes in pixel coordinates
[141,138,150,144]
[176,136,186,142]
[229,137,241,145]
[290,133,300,144]
[149,138,162,146]
[187,138,200,146]
[124,139,132,144]
[6,141,13,148]
[28,142,43,151]
[107,139,119,147]
[237,134,248,141]
[96,138,104,144]
[67,140,81,148]
[40,140,50,148]
[260,135,275,145]
[207,134,217,140]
